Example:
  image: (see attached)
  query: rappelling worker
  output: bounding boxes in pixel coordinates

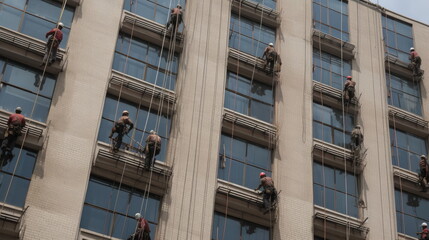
[343,76,356,104]
[417,222,429,240]
[262,43,281,75]
[409,47,422,77]
[127,213,151,240]
[144,130,161,169]
[166,4,183,34]
[351,125,363,151]
[254,172,277,214]
[419,155,429,192]
[42,22,64,66]
[109,110,134,152]
[1,107,25,159]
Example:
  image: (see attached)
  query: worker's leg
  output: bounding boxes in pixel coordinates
[263,192,271,210]
[114,132,123,150]
[49,46,58,64]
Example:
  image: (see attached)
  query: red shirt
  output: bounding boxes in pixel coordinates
[422,228,429,238]
[138,218,150,233]
[8,113,25,128]
[46,28,63,42]
[410,51,419,59]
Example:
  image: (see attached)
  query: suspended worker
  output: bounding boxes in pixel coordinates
[254,172,277,214]
[419,155,429,191]
[262,43,282,75]
[417,222,429,240]
[127,213,151,240]
[109,110,134,152]
[166,4,183,34]
[409,47,423,77]
[351,125,363,151]
[343,76,356,104]
[144,130,161,169]
[42,22,64,66]
[1,107,25,158]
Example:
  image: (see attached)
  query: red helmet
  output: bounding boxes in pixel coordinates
[346,76,352,79]
[259,172,266,177]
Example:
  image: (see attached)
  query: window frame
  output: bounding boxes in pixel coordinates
[386,73,422,116]
[395,189,429,238]
[312,0,349,42]
[313,49,352,90]
[390,128,427,172]
[382,15,414,63]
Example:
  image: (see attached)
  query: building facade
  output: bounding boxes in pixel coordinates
[0,0,428,239]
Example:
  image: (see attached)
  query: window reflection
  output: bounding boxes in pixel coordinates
[395,190,429,237]
[211,212,270,240]
[313,0,349,41]
[387,73,422,115]
[390,128,427,172]
[382,16,413,62]
[313,50,351,90]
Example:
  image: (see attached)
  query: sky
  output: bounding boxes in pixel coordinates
[370,0,429,25]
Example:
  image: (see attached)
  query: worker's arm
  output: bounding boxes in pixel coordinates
[127,121,134,132]
[7,116,12,125]
[45,29,55,38]
[21,117,26,128]
[254,183,262,191]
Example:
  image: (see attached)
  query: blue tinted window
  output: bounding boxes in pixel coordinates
[218,135,271,189]
[229,14,276,57]
[390,128,427,172]
[382,16,413,62]
[0,148,37,208]
[387,73,421,115]
[0,57,56,122]
[313,162,359,217]
[313,50,351,89]
[225,72,274,123]
[114,34,178,90]
[98,95,171,161]
[80,176,160,240]
[251,0,276,9]
[0,0,74,48]
[211,212,270,240]
[313,0,349,42]
[395,190,429,238]
[313,103,354,148]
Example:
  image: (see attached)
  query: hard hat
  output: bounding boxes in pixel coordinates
[410,47,415,51]
[135,213,141,220]
[150,130,156,134]
[177,4,181,8]
[122,110,129,115]
[259,172,266,177]
[268,43,274,46]
[346,76,352,79]
[15,107,22,113]
[58,22,64,28]
[422,222,428,227]
[421,155,427,159]
[356,125,361,128]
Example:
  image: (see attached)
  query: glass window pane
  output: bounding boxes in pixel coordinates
[0,5,22,31]
[0,173,30,207]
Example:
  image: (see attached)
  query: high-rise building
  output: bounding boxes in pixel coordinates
[0,0,428,239]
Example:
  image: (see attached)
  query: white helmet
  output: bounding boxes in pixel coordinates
[421,155,427,159]
[122,110,129,116]
[15,107,22,113]
[135,213,141,220]
[58,22,64,28]
[410,47,415,51]
[422,222,427,227]
[150,130,156,134]
[177,4,181,8]
[356,125,361,128]
[269,43,274,46]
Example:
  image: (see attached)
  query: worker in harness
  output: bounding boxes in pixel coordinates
[42,22,64,66]
[144,130,161,169]
[166,4,183,34]
[1,107,26,160]
[419,155,429,192]
[351,125,363,152]
[262,43,282,75]
[109,110,134,152]
[409,47,423,77]
[255,172,277,214]
[417,222,429,240]
[343,76,356,105]
[127,213,151,240]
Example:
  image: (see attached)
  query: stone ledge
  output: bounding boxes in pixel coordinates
[313,29,355,60]
[231,0,280,28]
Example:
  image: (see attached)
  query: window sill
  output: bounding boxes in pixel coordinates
[388,105,428,137]
[398,232,418,240]
[231,0,280,28]
[53,0,81,7]
[392,166,428,198]
[109,70,176,114]
[0,204,27,237]
[79,228,120,240]
[222,108,277,148]
[122,11,183,52]
[312,29,355,60]
[0,26,66,75]
[313,81,359,111]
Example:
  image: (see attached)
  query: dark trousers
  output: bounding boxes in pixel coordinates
[262,187,277,210]
[412,56,422,76]
[127,231,151,240]
[344,87,355,102]
[43,39,59,65]
[167,14,182,32]
[265,60,275,73]
[110,124,125,150]
[1,132,18,153]
[420,168,428,182]
[144,144,160,168]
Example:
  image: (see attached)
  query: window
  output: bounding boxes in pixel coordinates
[395,190,429,237]
[0,0,74,49]
[0,57,57,122]
[218,134,271,189]
[250,0,276,9]
[80,176,160,240]
[98,95,171,161]
[113,34,179,91]
[313,0,349,41]
[313,50,351,90]
[382,16,413,63]
[313,103,354,149]
[0,147,37,208]
[225,72,274,123]
[387,73,421,115]
[211,212,270,240]
[313,162,359,217]
[390,128,427,172]
[229,14,276,57]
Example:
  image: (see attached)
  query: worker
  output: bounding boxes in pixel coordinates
[42,22,64,66]
[1,107,26,159]
[144,130,161,169]
[166,4,183,34]
[262,43,282,75]
[254,172,277,214]
[417,222,429,240]
[419,155,429,192]
[109,110,134,152]
[127,213,151,240]
[351,125,363,151]
[343,76,356,104]
[409,47,422,77]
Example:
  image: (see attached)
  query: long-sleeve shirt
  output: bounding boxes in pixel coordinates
[46,28,63,43]
[263,46,275,59]
[138,218,151,233]
[410,51,419,60]
[420,159,429,170]
[256,176,274,190]
[8,113,26,128]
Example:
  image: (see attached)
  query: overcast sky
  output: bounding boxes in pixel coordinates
[370,0,429,25]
